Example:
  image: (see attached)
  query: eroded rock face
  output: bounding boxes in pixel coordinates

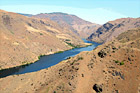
[88,18,140,43]
[93,84,103,93]
[112,71,125,80]
[97,23,114,33]
[2,15,11,25]
[98,50,107,58]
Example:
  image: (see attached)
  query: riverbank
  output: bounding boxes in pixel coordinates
[0,41,94,78]
[2,42,91,70]
[1,28,139,93]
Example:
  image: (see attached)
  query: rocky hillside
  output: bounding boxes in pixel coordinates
[1,28,140,93]
[88,18,140,43]
[32,12,100,38]
[0,10,87,69]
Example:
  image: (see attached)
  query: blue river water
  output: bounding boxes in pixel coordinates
[0,39,100,78]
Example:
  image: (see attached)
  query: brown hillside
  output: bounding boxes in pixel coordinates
[0,10,86,69]
[0,28,140,93]
[88,18,140,43]
[32,12,100,38]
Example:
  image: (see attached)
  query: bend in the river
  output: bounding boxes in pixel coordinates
[0,39,101,78]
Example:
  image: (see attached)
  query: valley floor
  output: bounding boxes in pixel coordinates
[0,28,140,93]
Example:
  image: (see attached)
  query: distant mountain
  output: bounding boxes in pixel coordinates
[34,12,91,25]
[18,13,33,17]
[0,10,86,69]
[87,18,140,43]
[31,12,101,38]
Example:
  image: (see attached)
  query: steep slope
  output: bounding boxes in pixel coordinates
[88,18,140,43]
[32,12,100,38]
[0,28,140,93]
[0,10,86,69]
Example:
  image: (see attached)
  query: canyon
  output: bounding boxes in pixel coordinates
[0,27,140,93]
[0,9,140,93]
[0,10,89,69]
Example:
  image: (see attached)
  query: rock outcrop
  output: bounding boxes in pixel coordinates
[0,27,140,93]
[88,18,140,43]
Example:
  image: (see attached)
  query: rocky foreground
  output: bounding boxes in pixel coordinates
[0,28,140,93]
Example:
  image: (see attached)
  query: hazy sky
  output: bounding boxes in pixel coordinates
[0,0,140,24]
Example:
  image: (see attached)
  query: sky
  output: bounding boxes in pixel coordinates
[0,0,140,24]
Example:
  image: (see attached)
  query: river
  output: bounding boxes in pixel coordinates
[0,39,101,78]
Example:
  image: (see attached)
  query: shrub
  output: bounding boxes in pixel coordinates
[114,60,125,65]
[98,51,106,58]
[120,61,124,65]
[65,42,81,48]
[67,57,71,59]
[119,46,121,49]
[38,54,45,59]
[38,56,41,59]
[77,57,83,60]
[56,51,63,53]
[10,30,14,34]
[40,33,43,35]
[65,39,71,41]
[115,60,119,63]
